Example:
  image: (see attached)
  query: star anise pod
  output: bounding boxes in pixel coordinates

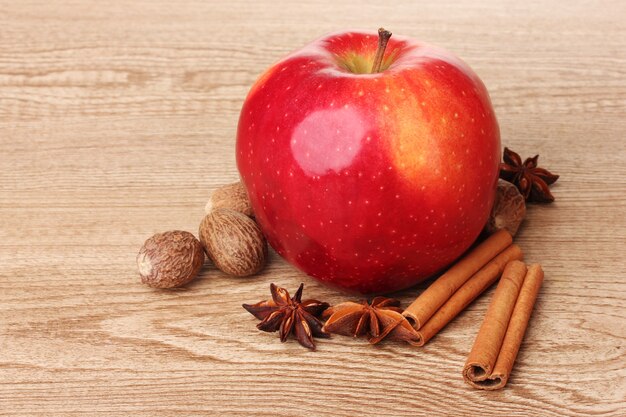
[322,297,420,345]
[243,283,330,350]
[499,147,560,203]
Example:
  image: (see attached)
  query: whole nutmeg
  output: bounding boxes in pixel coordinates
[137,231,205,288]
[199,208,267,276]
[205,181,253,217]
[485,179,527,237]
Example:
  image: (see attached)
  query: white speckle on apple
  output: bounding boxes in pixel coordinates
[421,101,426,107]
[358,90,364,96]
[454,112,459,118]
[383,105,389,111]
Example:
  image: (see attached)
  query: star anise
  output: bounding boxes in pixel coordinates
[322,297,420,345]
[243,283,330,350]
[499,147,560,203]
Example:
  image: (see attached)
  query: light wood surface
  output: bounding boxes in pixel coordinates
[1,1,625,416]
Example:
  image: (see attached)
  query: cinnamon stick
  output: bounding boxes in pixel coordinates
[463,262,544,390]
[412,244,523,346]
[403,230,512,329]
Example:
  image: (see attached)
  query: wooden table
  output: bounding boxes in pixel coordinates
[1,1,624,415]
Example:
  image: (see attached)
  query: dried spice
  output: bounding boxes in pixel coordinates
[323,297,420,345]
[499,147,559,203]
[485,179,526,237]
[243,283,329,350]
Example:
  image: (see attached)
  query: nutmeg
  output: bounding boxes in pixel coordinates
[205,181,253,217]
[199,208,267,276]
[137,230,205,288]
[485,179,526,237]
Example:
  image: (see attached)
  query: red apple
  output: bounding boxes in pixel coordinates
[236,29,500,294]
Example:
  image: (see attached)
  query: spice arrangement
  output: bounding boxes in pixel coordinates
[403,230,524,346]
[136,182,268,288]
[136,27,560,390]
[463,262,544,390]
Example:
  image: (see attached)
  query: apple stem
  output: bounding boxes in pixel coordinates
[371,28,392,73]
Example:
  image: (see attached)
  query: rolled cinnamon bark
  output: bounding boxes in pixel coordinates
[413,244,523,346]
[403,230,512,329]
[463,263,544,390]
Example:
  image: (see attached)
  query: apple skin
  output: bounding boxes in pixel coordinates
[236,30,500,294]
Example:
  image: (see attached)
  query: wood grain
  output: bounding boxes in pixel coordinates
[1,0,625,415]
